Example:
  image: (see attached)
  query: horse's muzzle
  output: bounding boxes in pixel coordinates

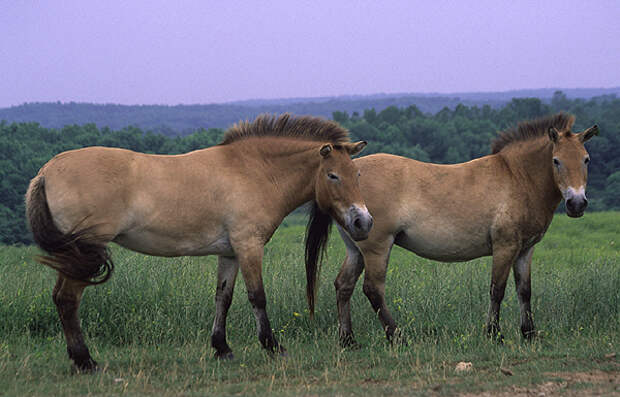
[345,205,373,241]
[565,187,588,218]
[566,196,587,217]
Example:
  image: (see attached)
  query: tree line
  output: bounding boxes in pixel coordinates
[1,91,618,244]
[2,88,618,132]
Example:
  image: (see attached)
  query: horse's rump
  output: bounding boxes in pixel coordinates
[26,175,114,284]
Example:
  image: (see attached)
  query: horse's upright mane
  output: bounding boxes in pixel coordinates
[491,113,575,154]
[220,113,350,145]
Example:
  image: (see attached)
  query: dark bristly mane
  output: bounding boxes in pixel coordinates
[220,113,350,145]
[491,113,576,154]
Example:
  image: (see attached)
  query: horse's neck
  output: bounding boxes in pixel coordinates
[252,141,320,215]
[500,138,562,215]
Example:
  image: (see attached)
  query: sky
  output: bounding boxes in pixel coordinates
[1,0,619,107]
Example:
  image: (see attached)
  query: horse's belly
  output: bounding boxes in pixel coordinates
[395,227,491,262]
[113,230,234,257]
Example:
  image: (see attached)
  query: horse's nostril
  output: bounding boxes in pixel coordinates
[354,218,362,230]
[567,196,587,213]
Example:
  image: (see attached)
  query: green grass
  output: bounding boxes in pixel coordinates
[0,212,618,396]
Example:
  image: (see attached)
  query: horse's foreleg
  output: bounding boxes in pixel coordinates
[487,244,519,341]
[211,255,239,359]
[52,275,97,372]
[237,246,285,355]
[361,239,399,343]
[513,247,535,340]
[334,228,365,347]
[334,252,365,347]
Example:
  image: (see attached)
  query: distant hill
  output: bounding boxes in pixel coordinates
[1,87,618,135]
[226,87,620,106]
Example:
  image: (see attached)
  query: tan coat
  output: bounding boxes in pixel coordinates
[332,113,598,346]
[25,114,371,371]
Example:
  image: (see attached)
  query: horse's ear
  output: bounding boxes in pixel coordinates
[346,141,367,156]
[580,124,599,143]
[320,144,333,157]
[548,127,560,143]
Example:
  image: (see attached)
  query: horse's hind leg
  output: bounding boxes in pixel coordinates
[52,275,97,372]
[513,247,535,340]
[487,243,520,341]
[236,244,285,355]
[211,255,239,359]
[361,237,400,342]
[334,228,365,347]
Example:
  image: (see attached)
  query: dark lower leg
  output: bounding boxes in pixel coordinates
[487,281,507,340]
[363,281,399,342]
[52,276,97,372]
[248,289,283,353]
[336,287,357,347]
[335,254,364,347]
[514,247,535,340]
[211,256,238,359]
[362,245,399,343]
[237,247,284,355]
[514,275,535,339]
[486,245,518,342]
[517,287,534,339]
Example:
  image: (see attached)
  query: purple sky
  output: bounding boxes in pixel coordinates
[1,1,619,107]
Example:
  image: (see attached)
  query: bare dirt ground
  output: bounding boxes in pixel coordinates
[460,370,620,397]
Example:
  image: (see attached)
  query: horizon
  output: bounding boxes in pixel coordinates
[3,86,620,109]
[2,1,619,107]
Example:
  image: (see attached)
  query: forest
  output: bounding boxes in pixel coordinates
[1,88,619,132]
[1,91,619,244]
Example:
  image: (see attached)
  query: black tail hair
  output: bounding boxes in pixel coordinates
[25,175,113,284]
[304,202,332,318]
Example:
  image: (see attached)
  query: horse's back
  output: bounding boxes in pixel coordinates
[37,147,136,235]
[354,153,512,261]
[37,146,237,255]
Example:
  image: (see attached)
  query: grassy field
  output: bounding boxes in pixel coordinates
[0,212,618,396]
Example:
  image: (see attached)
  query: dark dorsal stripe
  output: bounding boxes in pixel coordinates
[220,113,350,145]
[491,113,575,154]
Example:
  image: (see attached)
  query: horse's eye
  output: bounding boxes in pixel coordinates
[328,173,339,181]
[584,157,590,165]
[553,158,561,167]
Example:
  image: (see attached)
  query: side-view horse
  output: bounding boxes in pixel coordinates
[321,113,598,346]
[26,114,373,371]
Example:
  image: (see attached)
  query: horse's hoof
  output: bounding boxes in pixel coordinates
[340,337,362,350]
[390,337,409,348]
[489,335,505,344]
[487,331,504,344]
[522,329,537,342]
[521,326,538,342]
[267,345,287,358]
[214,350,234,360]
[486,325,504,344]
[389,331,409,347]
[71,359,99,374]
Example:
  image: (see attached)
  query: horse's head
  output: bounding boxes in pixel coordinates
[547,124,598,217]
[314,141,372,240]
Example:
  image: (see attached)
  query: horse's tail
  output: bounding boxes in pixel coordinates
[304,202,332,318]
[25,175,114,284]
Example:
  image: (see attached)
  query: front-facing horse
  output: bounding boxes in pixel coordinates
[26,114,372,372]
[331,113,598,346]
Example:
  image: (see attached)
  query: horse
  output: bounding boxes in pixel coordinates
[324,113,598,346]
[25,113,373,372]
